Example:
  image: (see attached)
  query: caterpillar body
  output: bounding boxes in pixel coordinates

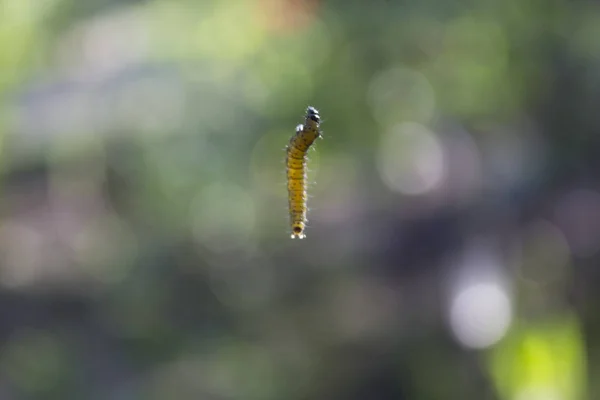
[286,106,321,239]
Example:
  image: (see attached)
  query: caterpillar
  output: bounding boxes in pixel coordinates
[286,106,321,239]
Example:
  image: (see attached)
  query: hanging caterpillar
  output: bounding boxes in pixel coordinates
[286,106,321,239]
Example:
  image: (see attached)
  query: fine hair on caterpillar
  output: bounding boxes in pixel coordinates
[286,106,322,239]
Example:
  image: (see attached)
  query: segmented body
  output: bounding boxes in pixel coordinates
[286,106,321,239]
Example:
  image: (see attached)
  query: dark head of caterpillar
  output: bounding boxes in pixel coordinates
[306,106,320,122]
[304,106,321,132]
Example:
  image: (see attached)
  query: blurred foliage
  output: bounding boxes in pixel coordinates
[0,0,599,399]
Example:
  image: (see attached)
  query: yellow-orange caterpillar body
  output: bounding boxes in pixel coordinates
[286,106,321,239]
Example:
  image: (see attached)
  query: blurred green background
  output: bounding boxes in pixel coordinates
[0,0,598,399]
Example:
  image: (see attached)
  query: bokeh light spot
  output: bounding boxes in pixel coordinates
[367,66,436,126]
[377,122,445,195]
[450,282,512,349]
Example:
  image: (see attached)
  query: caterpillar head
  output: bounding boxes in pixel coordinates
[306,106,320,124]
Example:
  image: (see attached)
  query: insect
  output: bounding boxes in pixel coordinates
[286,106,322,239]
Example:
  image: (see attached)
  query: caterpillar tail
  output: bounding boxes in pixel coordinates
[290,222,305,239]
